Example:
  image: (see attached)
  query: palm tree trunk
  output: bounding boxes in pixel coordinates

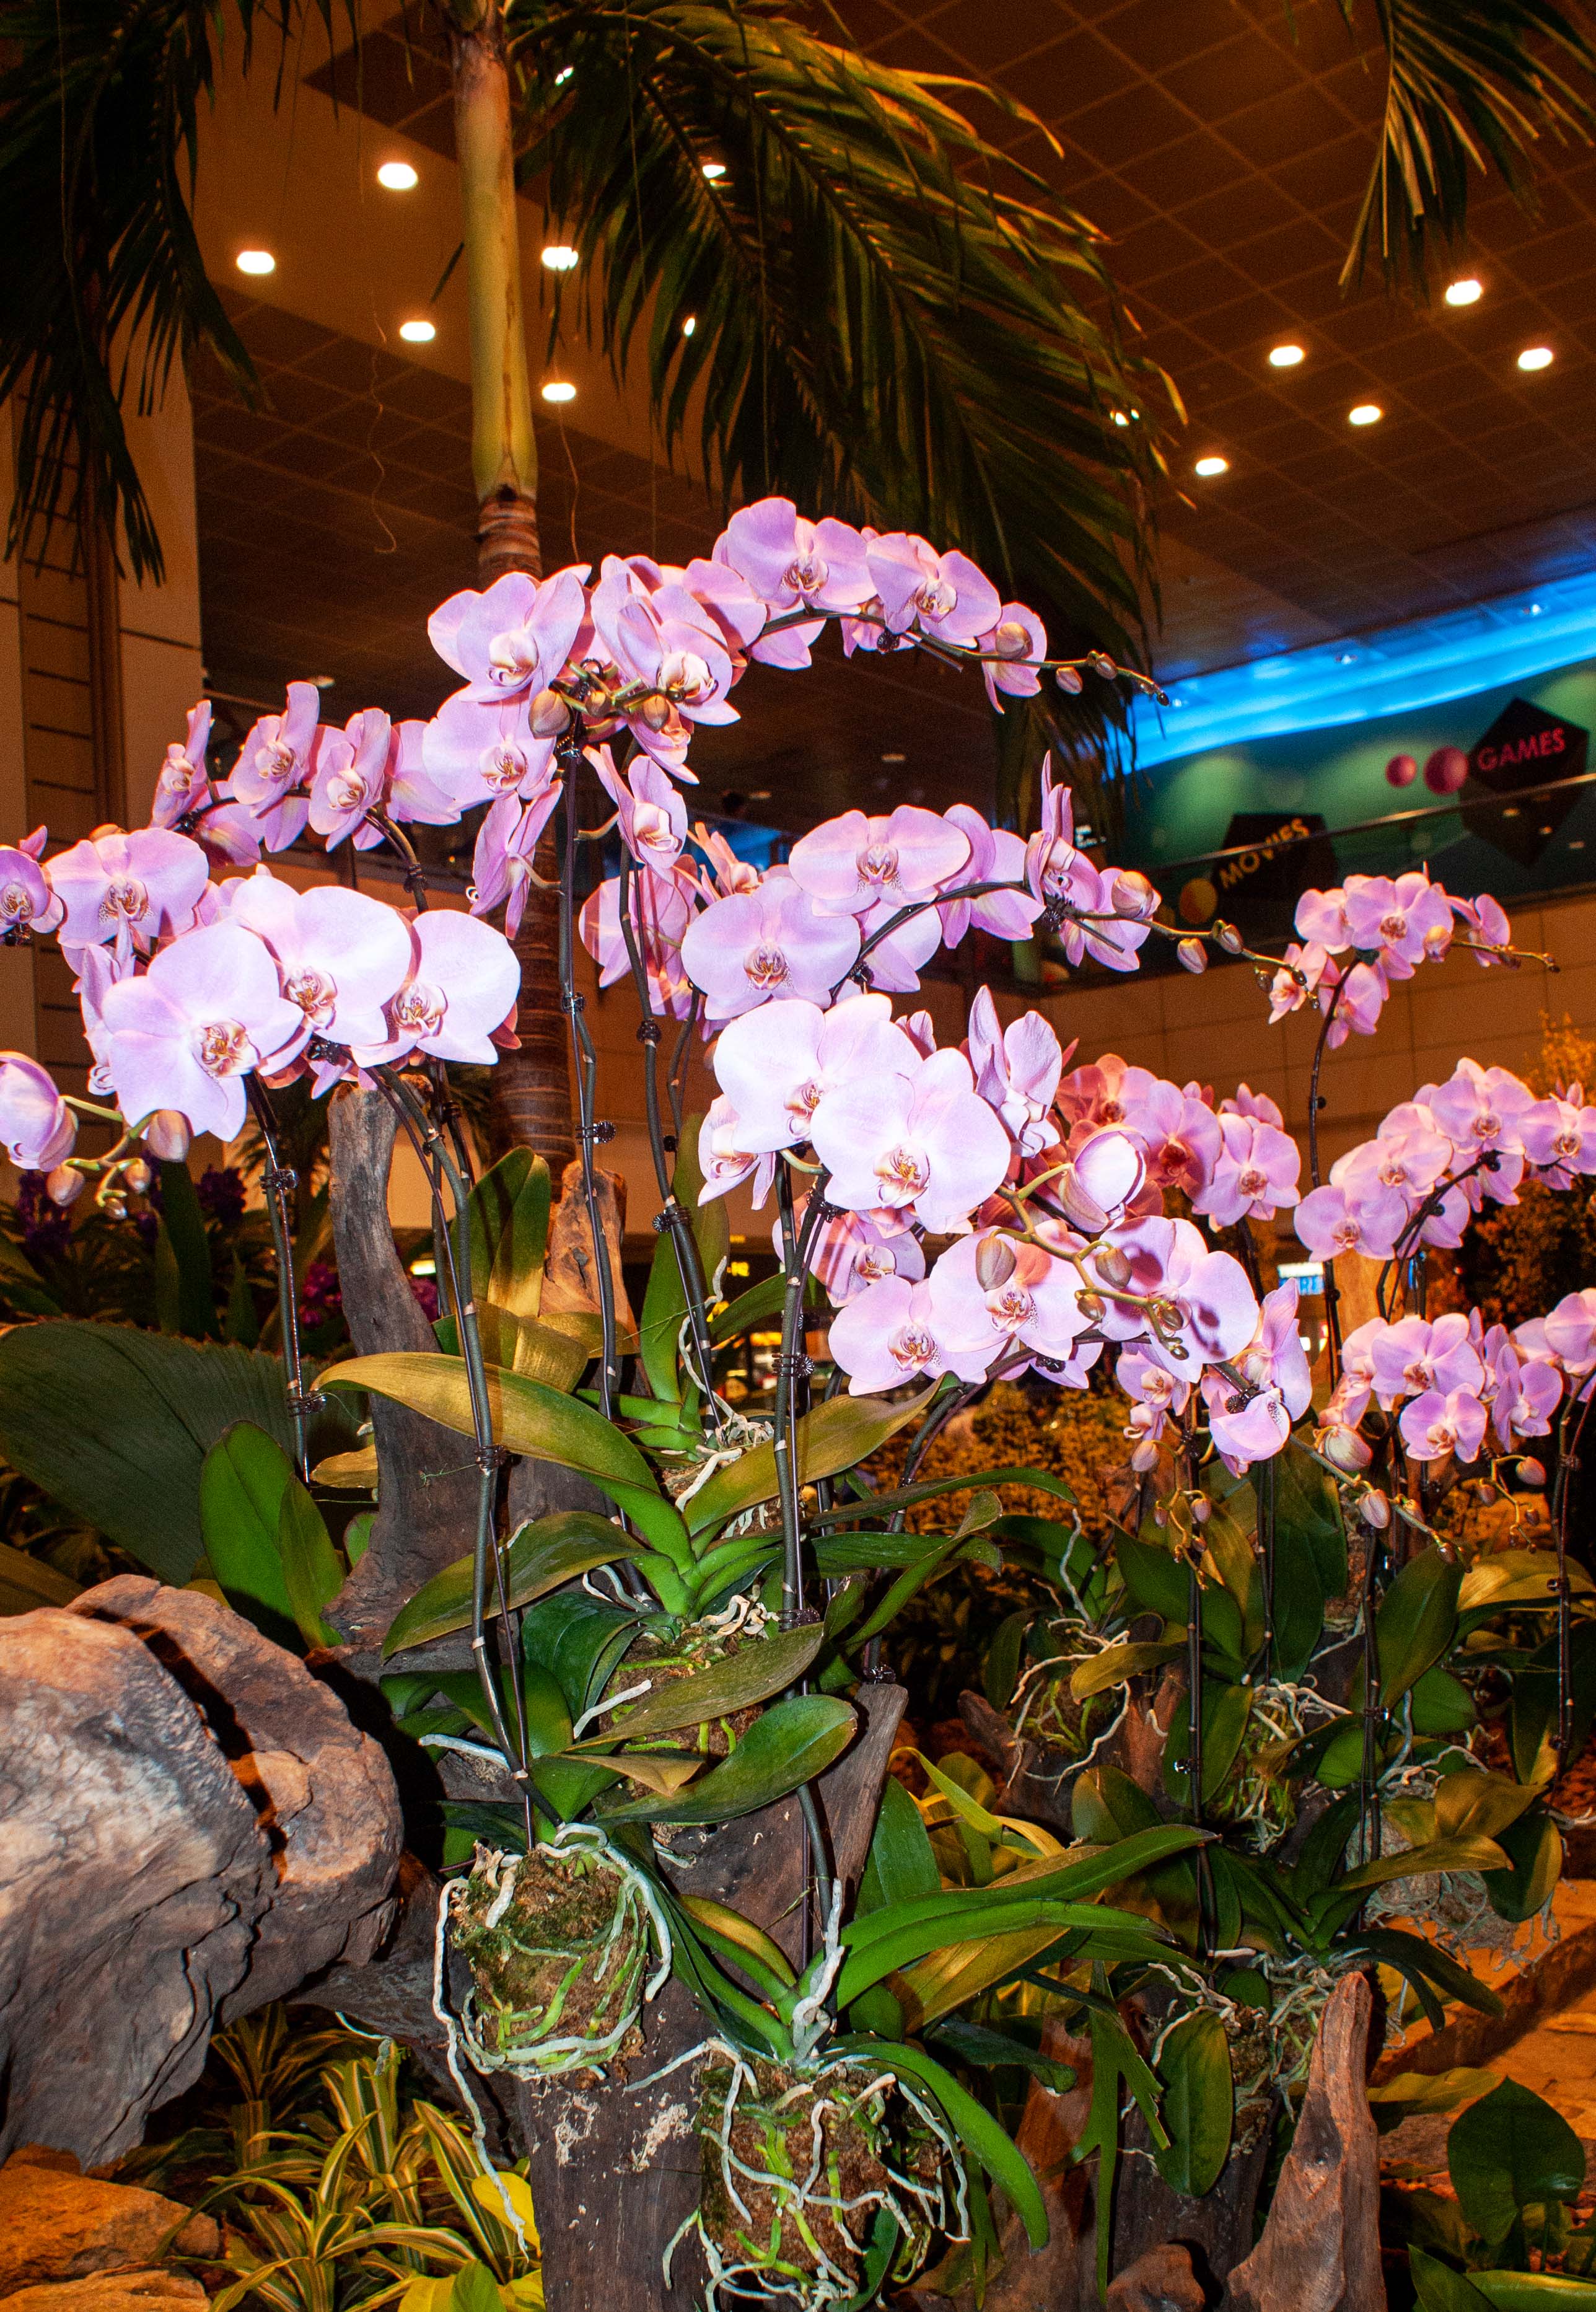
[447,0,572,1168]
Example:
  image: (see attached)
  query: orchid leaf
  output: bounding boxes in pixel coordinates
[598,1694,855,1822]
[572,1620,823,1746]
[684,1384,937,1535]
[384,1511,646,1656]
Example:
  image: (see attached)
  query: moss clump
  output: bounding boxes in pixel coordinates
[693,2055,947,2306]
[600,1609,768,1757]
[449,1842,651,2075]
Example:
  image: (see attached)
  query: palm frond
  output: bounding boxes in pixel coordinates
[0,0,348,582]
[1340,0,1596,294]
[512,0,1177,703]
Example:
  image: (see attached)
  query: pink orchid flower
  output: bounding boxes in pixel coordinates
[1116,1347,1191,1441]
[0,831,63,935]
[589,557,739,768]
[1294,1180,1409,1262]
[581,863,696,1011]
[696,1096,779,1208]
[811,1045,1012,1234]
[428,565,589,697]
[788,805,970,919]
[1095,1215,1260,1373]
[1058,1051,1142,1131]
[598,752,689,877]
[1235,1280,1313,1419]
[966,988,1063,1156]
[1335,1122,1452,1206]
[928,1228,1089,1371]
[1545,1288,1596,1375]
[150,703,214,829]
[1221,1083,1285,1128]
[422,690,560,813]
[72,944,133,1096]
[99,920,302,1140]
[1322,957,1387,1046]
[712,991,919,1154]
[798,1196,926,1301]
[936,806,1041,944]
[1059,1127,1147,1229]
[664,556,768,659]
[978,604,1047,707]
[866,533,1002,649]
[846,894,943,992]
[713,499,874,669]
[1203,1368,1294,1468]
[369,910,522,1066]
[693,825,763,899]
[468,787,564,941]
[1425,1060,1537,1159]
[1268,941,1337,1023]
[1193,1109,1301,1225]
[680,868,860,1022]
[1122,1078,1222,1201]
[309,708,393,850]
[1330,1318,1385,1427]
[1489,1338,1563,1446]
[1522,1089,1596,1182]
[1452,892,1513,962]
[1340,871,1454,974]
[0,1052,76,1171]
[1294,886,1353,951]
[385,722,460,827]
[828,1273,993,1396]
[1370,1313,1484,1409]
[50,827,210,960]
[1400,1386,1487,1466]
[227,869,416,1052]
[231,682,323,848]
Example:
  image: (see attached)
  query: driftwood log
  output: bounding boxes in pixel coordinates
[0,1587,400,2165]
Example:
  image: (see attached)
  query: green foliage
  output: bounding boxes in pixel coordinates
[1448,2079,1586,2249]
[1153,2011,1234,2199]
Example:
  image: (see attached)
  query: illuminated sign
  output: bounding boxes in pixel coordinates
[1463,696,1588,868]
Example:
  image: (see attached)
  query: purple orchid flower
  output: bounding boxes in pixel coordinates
[1294,1180,1409,1262]
[809,1045,1012,1235]
[1399,1386,1487,1466]
[99,920,303,1141]
[363,910,522,1068]
[1545,1288,1596,1376]
[1193,1109,1301,1226]
[1341,871,1454,974]
[150,703,214,829]
[865,533,1001,649]
[421,690,561,814]
[0,1052,76,1171]
[580,862,696,1011]
[597,751,689,877]
[712,499,874,669]
[1121,1078,1222,1203]
[966,988,1063,1156]
[680,869,860,1022]
[796,1193,926,1301]
[1094,1215,1260,1374]
[927,1228,1089,1373]
[696,1096,779,1208]
[978,604,1047,707]
[789,805,970,921]
[1369,1312,1484,1410]
[231,681,323,850]
[385,722,460,827]
[50,827,211,960]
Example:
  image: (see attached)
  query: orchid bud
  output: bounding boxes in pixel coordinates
[123,1158,152,1196]
[530,687,572,737]
[1077,1288,1105,1324]
[1321,1423,1373,1473]
[1517,1457,1547,1490]
[1054,665,1084,696]
[45,1164,85,1208]
[144,1111,191,1162]
[1191,1493,1212,1526]
[1150,1296,1184,1336]
[1215,920,1243,955]
[1094,1245,1132,1288]
[1087,651,1117,680]
[993,620,1031,660]
[1112,869,1158,919]
[1475,1481,1499,1507]
[1057,1164,1112,1234]
[1359,1488,1391,1530]
[975,1233,1018,1291]
[1131,1436,1160,1473]
[1177,938,1208,974]
[638,694,673,732]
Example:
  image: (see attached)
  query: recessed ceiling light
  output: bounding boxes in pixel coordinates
[542,245,579,271]
[1445,277,1483,307]
[377,160,418,191]
[1268,343,1305,368]
[312,676,336,688]
[555,65,574,85]
[1518,345,1554,372]
[701,160,727,180]
[1528,602,1545,616]
[1193,454,1229,477]
[235,248,275,276]
[541,380,576,403]
[880,751,907,764]
[1112,409,1129,426]
[1348,402,1382,426]
[746,789,771,802]
[1337,652,1357,664]
[682,315,697,336]
[398,319,436,344]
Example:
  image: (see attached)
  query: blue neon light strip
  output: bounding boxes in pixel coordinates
[1129,569,1596,767]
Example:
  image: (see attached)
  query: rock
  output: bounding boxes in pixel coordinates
[1107,2242,1204,2311]
[0,1609,273,2167]
[0,2161,218,2292]
[66,1579,401,2013]
[6,2148,82,2176]
[1,2276,208,2312]
[1225,1972,1385,2312]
